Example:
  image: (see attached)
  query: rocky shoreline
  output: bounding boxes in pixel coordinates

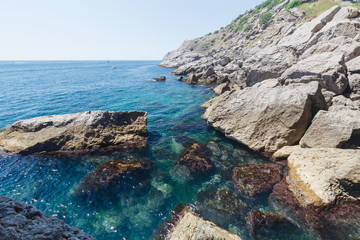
[0,195,95,240]
[1,1,360,239]
[159,0,360,239]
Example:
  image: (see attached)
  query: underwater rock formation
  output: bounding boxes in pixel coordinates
[174,141,214,177]
[232,164,282,199]
[75,158,154,196]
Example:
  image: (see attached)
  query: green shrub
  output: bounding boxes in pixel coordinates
[234,24,244,32]
[214,30,219,34]
[223,38,228,42]
[244,24,253,32]
[267,0,285,10]
[285,0,301,11]
[210,39,215,45]
[259,12,273,26]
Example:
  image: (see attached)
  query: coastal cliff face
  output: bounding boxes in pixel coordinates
[0,110,147,155]
[161,0,360,238]
[0,195,95,240]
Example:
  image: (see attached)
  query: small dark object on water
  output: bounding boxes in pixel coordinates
[152,76,166,81]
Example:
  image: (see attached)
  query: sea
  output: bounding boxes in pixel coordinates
[0,61,307,239]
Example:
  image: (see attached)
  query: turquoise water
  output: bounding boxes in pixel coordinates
[0,61,305,239]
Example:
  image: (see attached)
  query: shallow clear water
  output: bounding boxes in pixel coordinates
[0,61,307,239]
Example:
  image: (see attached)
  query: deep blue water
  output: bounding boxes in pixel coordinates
[0,61,306,240]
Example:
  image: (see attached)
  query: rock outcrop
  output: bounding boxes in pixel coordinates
[0,111,147,155]
[155,205,241,240]
[159,1,360,238]
[0,194,94,240]
[203,81,325,153]
[75,158,153,196]
[151,76,166,81]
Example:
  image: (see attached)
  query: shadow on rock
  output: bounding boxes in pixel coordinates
[246,210,303,240]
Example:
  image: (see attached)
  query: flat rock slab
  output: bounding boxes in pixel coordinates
[0,110,147,154]
[286,148,360,209]
[232,164,282,199]
[0,195,94,240]
[204,81,325,153]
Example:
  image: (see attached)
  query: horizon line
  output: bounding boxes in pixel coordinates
[0,59,162,61]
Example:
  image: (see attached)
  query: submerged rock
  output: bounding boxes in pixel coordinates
[174,141,214,178]
[155,204,241,240]
[232,164,282,199]
[0,111,147,155]
[270,179,360,240]
[75,158,153,196]
[203,81,326,153]
[152,76,166,81]
[197,188,249,221]
[246,210,300,240]
[0,194,94,240]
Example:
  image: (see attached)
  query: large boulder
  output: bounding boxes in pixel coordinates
[284,147,360,210]
[203,81,326,153]
[232,164,282,199]
[155,205,241,240]
[240,46,297,86]
[0,111,147,155]
[0,195,94,240]
[300,101,360,148]
[75,158,153,196]
[278,6,341,54]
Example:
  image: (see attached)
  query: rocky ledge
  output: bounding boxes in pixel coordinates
[0,110,147,155]
[0,194,94,240]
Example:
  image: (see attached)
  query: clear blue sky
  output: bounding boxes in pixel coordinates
[0,0,264,60]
